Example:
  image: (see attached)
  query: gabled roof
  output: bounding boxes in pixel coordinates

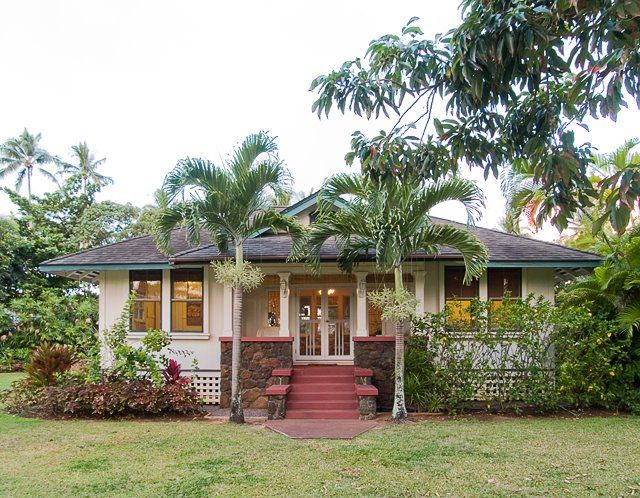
[252,191,346,237]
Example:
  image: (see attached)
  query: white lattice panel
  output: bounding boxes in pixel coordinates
[188,371,221,404]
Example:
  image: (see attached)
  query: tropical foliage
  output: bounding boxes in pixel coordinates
[0,129,59,196]
[156,131,304,423]
[502,139,640,239]
[60,141,112,192]
[407,296,640,414]
[308,173,488,420]
[311,2,640,232]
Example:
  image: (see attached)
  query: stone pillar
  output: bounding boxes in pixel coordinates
[219,337,294,409]
[353,336,395,411]
[354,271,368,337]
[277,272,290,337]
[413,269,425,315]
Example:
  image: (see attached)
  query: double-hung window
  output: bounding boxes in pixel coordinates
[488,268,521,305]
[171,269,204,332]
[130,270,162,331]
[487,268,522,326]
[444,267,479,328]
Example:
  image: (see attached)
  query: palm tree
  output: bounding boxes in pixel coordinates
[307,174,488,421]
[499,160,545,235]
[155,132,304,423]
[62,142,112,192]
[501,140,640,238]
[0,129,58,196]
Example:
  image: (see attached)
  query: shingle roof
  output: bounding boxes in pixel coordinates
[41,217,600,270]
[40,229,212,267]
[170,219,601,265]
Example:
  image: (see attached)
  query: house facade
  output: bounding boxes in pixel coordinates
[40,194,601,418]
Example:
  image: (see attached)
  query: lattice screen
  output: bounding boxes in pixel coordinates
[188,371,221,404]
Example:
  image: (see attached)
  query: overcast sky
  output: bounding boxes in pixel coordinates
[1,1,639,241]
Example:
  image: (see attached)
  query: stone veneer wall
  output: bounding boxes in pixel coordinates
[219,337,293,409]
[353,337,395,411]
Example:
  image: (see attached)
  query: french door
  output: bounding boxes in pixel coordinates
[295,287,353,361]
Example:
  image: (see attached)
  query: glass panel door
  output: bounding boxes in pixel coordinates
[298,289,322,357]
[297,287,353,360]
[327,288,351,357]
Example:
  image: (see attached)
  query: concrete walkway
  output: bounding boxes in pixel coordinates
[264,419,378,439]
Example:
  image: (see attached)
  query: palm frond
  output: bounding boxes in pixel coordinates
[618,302,640,333]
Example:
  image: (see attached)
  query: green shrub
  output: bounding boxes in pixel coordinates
[406,296,640,414]
[1,378,203,418]
[0,290,98,369]
[86,295,184,385]
[407,296,560,413]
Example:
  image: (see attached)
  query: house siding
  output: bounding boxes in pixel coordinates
[99,262,557,396]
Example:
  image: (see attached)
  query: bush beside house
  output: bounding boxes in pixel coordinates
[1,298,204,419]
[404,296,640,414]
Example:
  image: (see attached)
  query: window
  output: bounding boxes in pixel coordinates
[444,267,479,328]
[488,268,522,316]
[267,290,280,327]
[171,269,203,332]
[368,302,383,336]
[130,270,162,331]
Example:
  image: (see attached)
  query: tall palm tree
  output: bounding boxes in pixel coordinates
[499,160,545,235]
[155,132,304,423]
[308,174,488,421]
[0,129,58,196]
[62,142,112,192]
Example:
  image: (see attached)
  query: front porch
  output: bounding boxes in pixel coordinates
[217,270,412,417]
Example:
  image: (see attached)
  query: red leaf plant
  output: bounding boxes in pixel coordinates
[162,359,191,385]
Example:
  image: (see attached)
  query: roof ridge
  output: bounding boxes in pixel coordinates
[171,241,218,258]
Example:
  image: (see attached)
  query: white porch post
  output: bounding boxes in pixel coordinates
[277,272,291,337]
[98,271,113,369]
[413,269,426,316]
[222,284,233,336]
[354,272,368,337]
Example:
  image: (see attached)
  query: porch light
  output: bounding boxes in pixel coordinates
[327,288,335,295]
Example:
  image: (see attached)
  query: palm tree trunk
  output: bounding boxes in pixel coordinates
[27,167,32,198]
[229,243,245,424]
[391,265,408,422]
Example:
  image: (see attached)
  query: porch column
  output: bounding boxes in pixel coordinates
[222,284,233,336]
[413,269,426,315]
[277,272,291,337]
[354,272,368,337]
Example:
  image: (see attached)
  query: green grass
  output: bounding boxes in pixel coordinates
[0,371,24,391]
[1,373,639,497]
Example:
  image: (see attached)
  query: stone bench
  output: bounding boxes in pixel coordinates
[354,368,377,420]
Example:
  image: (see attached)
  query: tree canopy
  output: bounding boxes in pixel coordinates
[311,1,640,232]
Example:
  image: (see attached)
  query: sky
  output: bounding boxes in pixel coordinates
[1,0,639,241]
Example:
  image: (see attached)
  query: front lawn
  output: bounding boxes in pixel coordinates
[1,374,639,497]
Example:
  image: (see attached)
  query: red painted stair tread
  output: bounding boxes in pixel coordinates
[285,365,361,420]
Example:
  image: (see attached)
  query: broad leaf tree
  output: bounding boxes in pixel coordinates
[311,1,640,232]
[156,132,304,423]
[0,129,59,197]
[307,174,488,421]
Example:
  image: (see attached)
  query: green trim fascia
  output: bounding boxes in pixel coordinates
[252,192,346,237]
[39,263,172,272]
[486,261,601,268]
